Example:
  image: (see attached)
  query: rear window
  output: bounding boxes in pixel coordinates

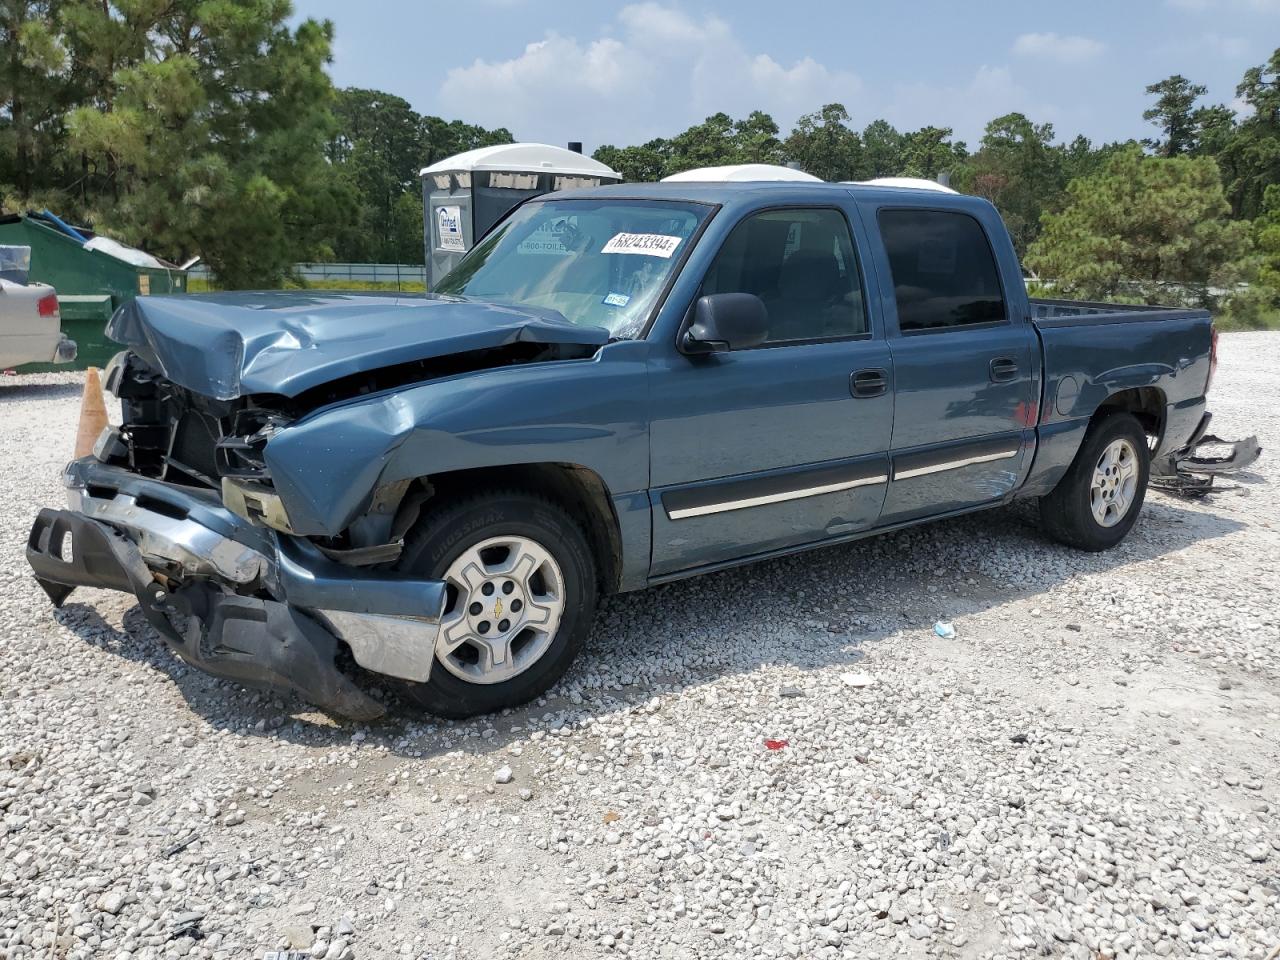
[878,209,1006,332]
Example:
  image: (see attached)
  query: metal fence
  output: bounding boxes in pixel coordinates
[188,262,427,288]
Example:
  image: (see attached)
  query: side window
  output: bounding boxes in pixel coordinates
[701,208,867,344]
[878,209,1007,332]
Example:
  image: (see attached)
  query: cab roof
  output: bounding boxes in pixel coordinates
[547,179,993,217]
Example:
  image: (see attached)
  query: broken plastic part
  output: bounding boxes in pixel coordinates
[1174,434,1261,476]
[26,507,385,720]
[1152,432,1261,498]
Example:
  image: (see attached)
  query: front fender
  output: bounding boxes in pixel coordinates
[263,341,651,537]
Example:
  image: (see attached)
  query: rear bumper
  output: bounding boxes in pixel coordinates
[53,333,77,364]
[26,458,449,719]
[1150,411,1261,491]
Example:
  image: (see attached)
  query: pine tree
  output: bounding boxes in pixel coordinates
[1025,147,1250,307]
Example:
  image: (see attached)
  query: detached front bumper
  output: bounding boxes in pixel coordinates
[26,458,448,720]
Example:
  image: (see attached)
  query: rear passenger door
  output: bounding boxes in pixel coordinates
[647,206,893,576]
[867,205,1037,523]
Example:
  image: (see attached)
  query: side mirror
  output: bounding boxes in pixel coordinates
[681,293,769,354]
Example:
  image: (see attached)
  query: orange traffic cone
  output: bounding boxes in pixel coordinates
[74,367,109,459]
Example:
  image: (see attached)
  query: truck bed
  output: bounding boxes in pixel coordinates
[1021,296,1213,499]
[1030,297,1208,326]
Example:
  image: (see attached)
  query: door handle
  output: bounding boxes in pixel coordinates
[850,368,888,398]
[989,357,1019,383]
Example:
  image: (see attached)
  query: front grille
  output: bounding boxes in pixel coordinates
[112,354,285,490]
[166,410,224,486]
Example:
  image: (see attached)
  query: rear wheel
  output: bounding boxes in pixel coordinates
[1040,412,1150,551]
[396,490,597,718]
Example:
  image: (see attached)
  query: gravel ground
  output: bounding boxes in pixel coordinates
[1,333,1277,960]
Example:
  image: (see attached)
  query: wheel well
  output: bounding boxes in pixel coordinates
[1092,387,1165,446]
[418,463,624,594]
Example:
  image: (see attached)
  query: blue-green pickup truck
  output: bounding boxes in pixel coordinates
[27,182,1242,719]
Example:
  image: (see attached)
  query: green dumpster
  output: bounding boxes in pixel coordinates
[0,212,187,370]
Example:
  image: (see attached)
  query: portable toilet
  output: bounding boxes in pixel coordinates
[421,143,621,286]
[848,177,957,193]
[661,164,822,183]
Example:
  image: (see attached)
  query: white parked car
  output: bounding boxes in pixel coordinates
[0,247,77,370]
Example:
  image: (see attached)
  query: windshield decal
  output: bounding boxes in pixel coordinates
[602,292,631,307]
[601,232,683,258]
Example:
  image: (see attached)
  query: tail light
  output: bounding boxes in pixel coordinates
[1206,324,1219,393]
[37,292,59,318]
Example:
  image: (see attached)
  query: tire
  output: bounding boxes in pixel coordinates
[395,489,598,718]
[1040,412,1150,552]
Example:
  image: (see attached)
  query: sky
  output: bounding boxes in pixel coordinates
[291,0,1280,152]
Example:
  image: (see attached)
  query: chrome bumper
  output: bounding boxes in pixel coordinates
[69,478,270,584]
[53,334,77,364]
[28,458,448,717]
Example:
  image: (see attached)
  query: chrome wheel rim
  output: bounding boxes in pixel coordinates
[1090,438,1139,528]
[436,535,565,685]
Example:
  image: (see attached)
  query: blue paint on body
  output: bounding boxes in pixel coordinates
[108,183,1214,591]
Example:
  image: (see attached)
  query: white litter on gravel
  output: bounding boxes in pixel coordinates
[1,333,1277,959]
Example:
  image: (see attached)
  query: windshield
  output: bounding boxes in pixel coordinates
[434,198,709,339]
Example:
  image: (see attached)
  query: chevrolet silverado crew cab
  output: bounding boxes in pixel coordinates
[28,182,1222,720]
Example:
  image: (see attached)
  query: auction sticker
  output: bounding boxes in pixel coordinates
[601,233,682,258]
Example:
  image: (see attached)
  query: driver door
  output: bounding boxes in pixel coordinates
[646,206,894,576]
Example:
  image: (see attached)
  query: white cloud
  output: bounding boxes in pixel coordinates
[884,65,1058,145]
[1205,33,1250,57]
[1011,32,1106,63]
[438,4,860,147]
[1168,0,1280,11]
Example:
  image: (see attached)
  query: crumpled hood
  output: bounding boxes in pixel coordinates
[107,291,611,400]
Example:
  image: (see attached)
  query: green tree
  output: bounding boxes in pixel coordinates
[1026,147,1250,307]
[389,190,424,265]
[665,112,741,172]
[324,89,510,262]
[956,113,1063,255]
[593,140,670,182]
[1218,48,1280,220]
[860,119,904,178]
[0,0,72,199]
[733,110,783,164]
[418,114,512,168]
[1251,184,1280,299]
[330,88,420,260]
[899,126,967,180]
[55,0,351,286]
[596,111,783,181]
[1190,103,1237,158]
[1059,134,1130,184]
[1143,75,1208,156]
[782,103,862,181]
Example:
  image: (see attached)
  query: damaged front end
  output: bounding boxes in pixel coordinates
[1151,413,1263,496]
[27,292,616,719]
[27,456,447,721]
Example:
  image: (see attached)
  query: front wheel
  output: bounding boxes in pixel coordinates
[396,490,598,718]
[1040,412,1150,551]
